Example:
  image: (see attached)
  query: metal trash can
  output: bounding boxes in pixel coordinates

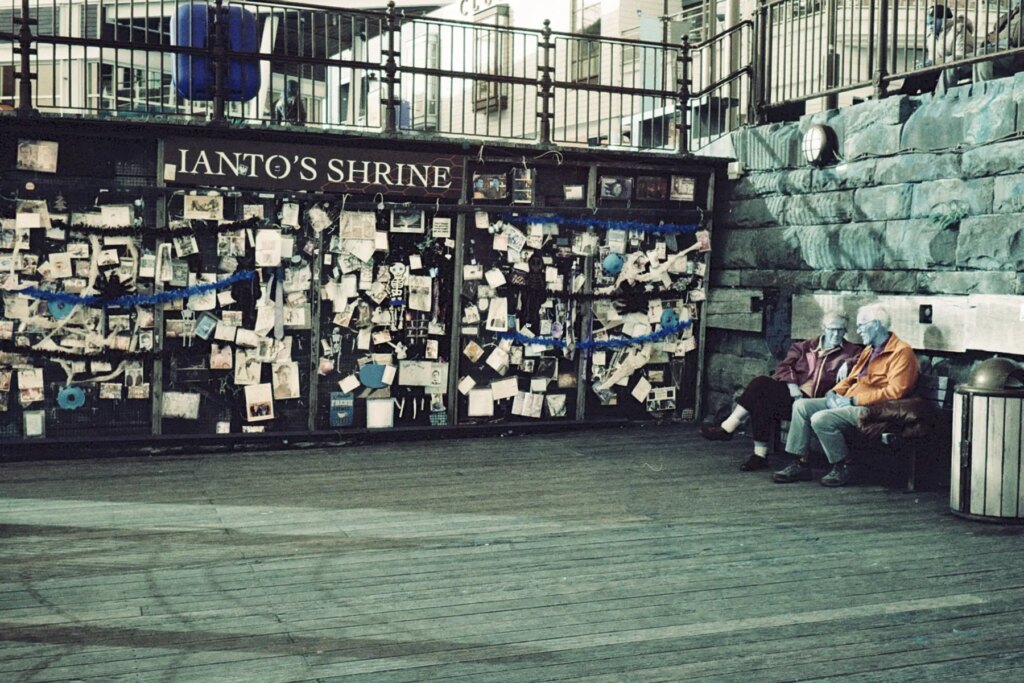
[951,358,1024,523]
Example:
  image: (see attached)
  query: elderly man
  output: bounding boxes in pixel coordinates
[702,312,862,471]
[773,303,919,487]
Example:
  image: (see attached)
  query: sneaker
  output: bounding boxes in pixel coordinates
[739,454,770,471]
[700,423,734,441]
[820,461,855,487]
[773,459,813,483]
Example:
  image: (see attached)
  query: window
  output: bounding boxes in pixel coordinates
[473,5,510,113]
[572,0,602,83]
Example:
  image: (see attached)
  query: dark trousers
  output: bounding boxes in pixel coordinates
[736,375,796,442]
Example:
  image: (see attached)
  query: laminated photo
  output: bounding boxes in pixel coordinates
[16,139,59,173]
[234,349,262,385]
[99,382,122,400]
[127,383,151,400]
[162,391,201,420]
[599,176,633,200]
[472,173,508,200]
[670,175,696,201]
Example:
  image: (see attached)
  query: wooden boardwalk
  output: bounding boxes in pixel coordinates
[2,425,1024,682]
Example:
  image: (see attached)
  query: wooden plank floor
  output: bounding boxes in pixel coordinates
[2,424,1024,682]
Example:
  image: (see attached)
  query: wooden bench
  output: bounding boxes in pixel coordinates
[773,374,955,492]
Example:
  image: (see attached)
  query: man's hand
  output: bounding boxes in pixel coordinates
[836,361,850,382]
[826,391,854,409]
[788,383,803,399]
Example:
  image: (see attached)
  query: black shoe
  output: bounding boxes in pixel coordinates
[773,459,813,483]
[821,461,855,487]
[739,454,770,471]
[700,423,734,441]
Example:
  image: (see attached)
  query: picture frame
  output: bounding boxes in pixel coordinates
[599,176,633,200]
[636,176,669,201]
[670,175,696,201]
[472,173,508,200]
[390,209,426,234]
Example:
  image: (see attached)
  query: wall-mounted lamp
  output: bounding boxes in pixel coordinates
[802,123,838,167]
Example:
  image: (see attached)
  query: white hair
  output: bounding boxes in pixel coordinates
[821,311,848,328]
[857,303,891,328]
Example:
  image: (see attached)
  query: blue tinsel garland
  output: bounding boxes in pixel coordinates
[18,271,257,309]
[500,213,699,235]
[498,319,693,351]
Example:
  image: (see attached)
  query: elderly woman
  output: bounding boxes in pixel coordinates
[701,311,864,472]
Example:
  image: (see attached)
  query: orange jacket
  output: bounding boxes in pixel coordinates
[832,333,919,406]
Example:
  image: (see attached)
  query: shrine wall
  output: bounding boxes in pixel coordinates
[707,75,1024,420]
[0,120,718,447]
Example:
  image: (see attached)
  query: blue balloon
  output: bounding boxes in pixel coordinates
[57,386,86,410]
[660,308,680,328]
[602,253,624,276]
[358,363,388,389]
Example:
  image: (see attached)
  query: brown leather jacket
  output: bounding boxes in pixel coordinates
[772,338,865,398]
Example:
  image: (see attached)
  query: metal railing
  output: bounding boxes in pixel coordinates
[0,0,754,154]
[756,0,1024,113]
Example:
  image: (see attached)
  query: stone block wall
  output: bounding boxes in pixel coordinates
[707,75,1024,419]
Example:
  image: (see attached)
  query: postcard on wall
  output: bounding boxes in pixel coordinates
[162,391,201,420]
[408,275,432,312]
[17,139,59,173]
[210,344,233,370]
[99,382,122,400]
[599,176,633,200]
[390,209,425,234]
[366,397,395,429]
[242,204,265,220]
[127,383,151,400]
[329,392,355,427]
[545,393,568,418]
[244,383,275,422]
[18,368,44,406]
[280,202,301,228]
[272,362,301,400]
[670,175,696,201]
[564,184,585,201]
[183,194,224,221]
[467,388,495,417]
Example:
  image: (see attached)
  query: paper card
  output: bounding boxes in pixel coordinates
[242,204,264,220]
[381,365,397,386]
[235,328,261,348]
[184,194,224,221]
[464,264,484,281]
[398,360,448,388]
[431,216,452,238]
[280,202,301,228]
[255,230,282,267]
[338,211,376,240]
[485,268,506,288]
[485,347,510,375]
[545,394,567,417]
[366,398,395,428]
[16,212,41,229]
[23,410,45,437]
[48,252,73,279]
[408,275,432,312]
[468,388,494,416]
[491,376,519,401]
[244,384,274,422]
[339,374,361,393]
[458,375,477,395]
[375,231,389,252]
[357,328,372,350]
[372,329,392,345]
[463,305,481,325]
[493,233,509,252]
[474,211,490,229]
[485,297,509,332]
[235,349,262,385]
[210,344,233,370]
[530,377,549,393]
[463,340,485,362]
[631,376,653,402]
[163,391,202,420]
[100,205,133,227]
[213,323,237,342]
[527,224,544,249]
[17,139,58,173]
[346,239,375,263]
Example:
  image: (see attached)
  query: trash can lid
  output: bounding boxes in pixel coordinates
[963,358,1024,391]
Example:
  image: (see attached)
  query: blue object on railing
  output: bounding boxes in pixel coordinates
[171,3,260,102]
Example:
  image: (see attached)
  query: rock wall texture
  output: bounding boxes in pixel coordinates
[707,75,1024,420]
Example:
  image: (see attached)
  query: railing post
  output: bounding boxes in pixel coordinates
[753,3,767,124]
[825,0,839,110]
[537,19,554,146]
[211,0,227,123]
[382,0,400,134]
[15,0,37,117]
[874,0,890,99]
[677,34,692,155]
